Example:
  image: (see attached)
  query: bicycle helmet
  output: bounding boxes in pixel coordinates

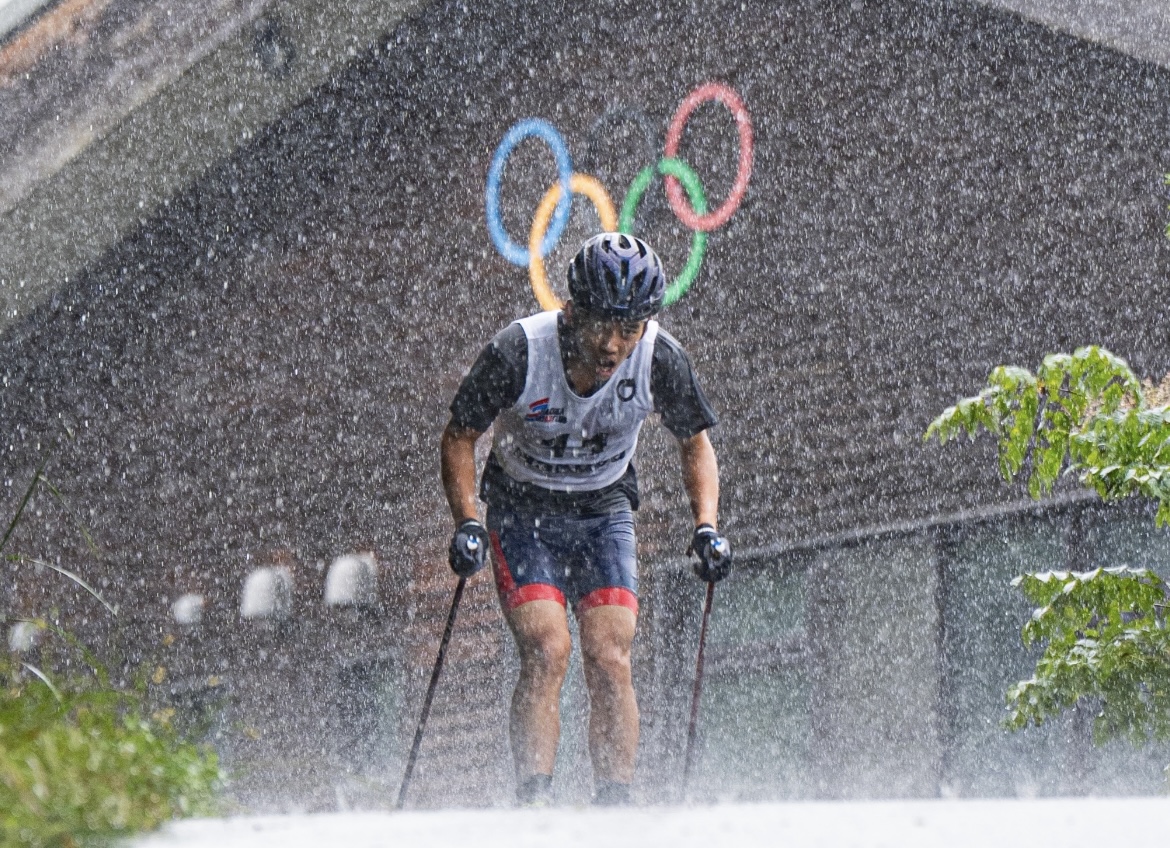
[566,233,666,320]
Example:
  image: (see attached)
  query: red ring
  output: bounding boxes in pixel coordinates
[664,82,753,231]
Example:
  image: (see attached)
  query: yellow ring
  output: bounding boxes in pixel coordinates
[528,173,618,311]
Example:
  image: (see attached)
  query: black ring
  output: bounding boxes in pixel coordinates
[580,107,660,177]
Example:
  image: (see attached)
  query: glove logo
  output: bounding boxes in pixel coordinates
[450,519,490,578]
[691,524,733,583]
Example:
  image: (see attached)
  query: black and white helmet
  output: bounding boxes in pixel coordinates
[567,233,666,320]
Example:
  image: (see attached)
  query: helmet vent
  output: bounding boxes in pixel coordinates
[566,232,666,320]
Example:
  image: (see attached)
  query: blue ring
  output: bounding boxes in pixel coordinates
[485,119,574,266]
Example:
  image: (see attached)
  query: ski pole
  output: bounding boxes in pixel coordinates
[682,579,716,794]
[396,575,467,809]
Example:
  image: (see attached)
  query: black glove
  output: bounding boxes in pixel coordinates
[689,524,732,583]
[448,518,489,577]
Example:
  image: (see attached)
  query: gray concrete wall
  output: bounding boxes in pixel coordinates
[0,0,430,334]
[980,0,1170,70]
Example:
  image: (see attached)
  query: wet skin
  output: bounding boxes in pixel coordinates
[439,299,722,793]
[561,301,646,395]
[506,600,638,784]
[504,303,646,784]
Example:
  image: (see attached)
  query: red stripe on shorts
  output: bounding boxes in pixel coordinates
[489,531,515,596]
[490,531,566,613]
[506,583,565,612]
[577,587,638,615]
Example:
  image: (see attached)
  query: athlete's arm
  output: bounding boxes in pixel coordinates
[440,421,483,524]
[651,330,720,526]
[442,324,528,524]
[678,429,719,528]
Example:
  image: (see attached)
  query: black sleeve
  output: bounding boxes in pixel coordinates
[449,323,528,432]
[651,329,719,439]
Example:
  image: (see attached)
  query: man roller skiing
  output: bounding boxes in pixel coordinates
[440,232,732,806]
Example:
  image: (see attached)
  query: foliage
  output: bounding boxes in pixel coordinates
[925,346,1170,524]
[2,452,223,847]
[1005,567,1170,743]
[0,647,222,848]
[926,347,1170,745]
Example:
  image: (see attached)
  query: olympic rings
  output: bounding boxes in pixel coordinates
[619,158,708,308]
[528,173,619,311]
[484,83,751,309]
[664,82,753,232]
[486,119,574,266]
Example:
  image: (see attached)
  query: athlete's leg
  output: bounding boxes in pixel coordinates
[488,506,572,789]
[506,599,571,781]
[579,603,638,784]
[569,511,640,790]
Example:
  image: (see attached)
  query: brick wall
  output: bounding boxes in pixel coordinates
[2,0,1169,806]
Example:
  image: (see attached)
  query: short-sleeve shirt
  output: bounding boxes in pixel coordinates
[450,315,718,515]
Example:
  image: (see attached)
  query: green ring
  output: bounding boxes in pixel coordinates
[619,157,708,307]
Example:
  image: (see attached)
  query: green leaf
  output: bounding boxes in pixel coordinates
[0,451,51,556]
[16,556,116,617]
[20,663,63,703]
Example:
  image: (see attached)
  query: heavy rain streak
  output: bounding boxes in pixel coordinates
[2,0,1170,843]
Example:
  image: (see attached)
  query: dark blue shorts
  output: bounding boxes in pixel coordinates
[486,506,638,616]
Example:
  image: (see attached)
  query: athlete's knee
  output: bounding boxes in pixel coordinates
[519,627,571,682]
[582,634,632,686]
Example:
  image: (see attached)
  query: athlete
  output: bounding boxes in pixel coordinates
[440,232,731,806]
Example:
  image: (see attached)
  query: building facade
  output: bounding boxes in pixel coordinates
[2,0,1170,808]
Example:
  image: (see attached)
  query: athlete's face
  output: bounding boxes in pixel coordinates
[567,304,646,386]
